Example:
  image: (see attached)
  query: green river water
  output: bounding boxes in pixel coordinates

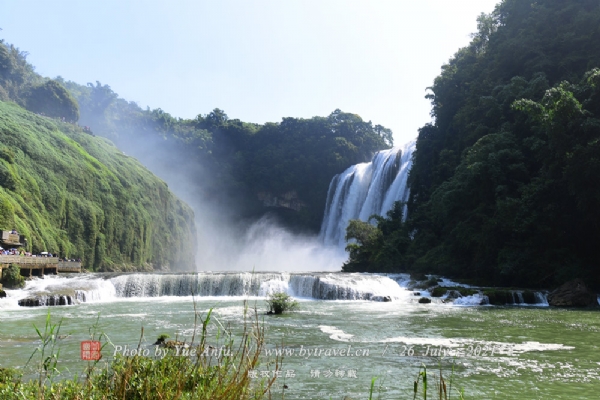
[1,294,599,399]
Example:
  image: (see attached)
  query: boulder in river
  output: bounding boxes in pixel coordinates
[548,279,597,307]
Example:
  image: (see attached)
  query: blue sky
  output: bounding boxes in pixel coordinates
[1,0,499,145]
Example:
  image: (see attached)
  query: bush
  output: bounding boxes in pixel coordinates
[24,79,79,121]
[1,264,25,289]
[266,292,299,315]
[0,307,279,399]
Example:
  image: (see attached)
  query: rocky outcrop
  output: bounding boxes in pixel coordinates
[418,297,432,304]
[548,279,597,307]
[0,289,6,298]
[257,191,306,212]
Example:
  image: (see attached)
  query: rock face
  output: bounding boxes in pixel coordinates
[548,279,597,307]
[257,191,306,212]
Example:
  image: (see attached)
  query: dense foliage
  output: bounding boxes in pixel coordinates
[0,40,41,104]
[0,101,196,271]
[1,264,25,288]
[343,201,410,273]
[0,40,77,120]
[24,79,79,121]
[59,80,393,231]
[346,0,600,288]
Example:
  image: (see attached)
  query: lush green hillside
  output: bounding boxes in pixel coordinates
[0,101,196,271]
[1,37,393,232]
[345,0,600,289]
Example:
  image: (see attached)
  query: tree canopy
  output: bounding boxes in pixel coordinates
[61,79,393,231]
[345,0,600,289]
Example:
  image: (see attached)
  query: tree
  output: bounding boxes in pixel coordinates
[343,202,411,273]
[24,80,79,121]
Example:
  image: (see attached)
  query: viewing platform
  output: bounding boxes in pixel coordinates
[0,255,82,276]
[0,230,82,276]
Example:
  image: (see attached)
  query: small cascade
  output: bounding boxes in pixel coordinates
[6,275,117,308]
[483,289,549,305]
[2,273,412,306]
[515,292,525,304]
[320,141,415,248]
[19,295,74,307]
[534,292,549,306]
[110,273,288,298]
[288,274,410,300]
[3,273,550,307]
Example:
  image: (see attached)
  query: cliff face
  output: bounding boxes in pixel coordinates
[0,101,196,271]
[257,191,306,212]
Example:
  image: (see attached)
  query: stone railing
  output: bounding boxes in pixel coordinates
[0,255,58,265]
[57,261,82,272]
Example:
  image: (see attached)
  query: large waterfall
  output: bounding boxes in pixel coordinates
[320,141,415,248]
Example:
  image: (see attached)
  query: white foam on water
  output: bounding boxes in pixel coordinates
[389,273,412,288]
[437,278,474,288]
[381,336,469,347]
[0,295,20,310]
[314,273,411,301]
[318,325,354,342]
[379,336,574,355]
[1,274,117,307]
[453,293,487,306]
[259,276,290,296]
[510,341,575,354]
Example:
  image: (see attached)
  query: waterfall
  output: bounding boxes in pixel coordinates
[0,273,410,307]
[1,273,552,307]
[320,140,415,248]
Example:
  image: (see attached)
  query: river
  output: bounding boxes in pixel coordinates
[1,272,599,399]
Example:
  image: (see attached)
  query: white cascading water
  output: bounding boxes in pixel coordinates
[110,272,411,301]
[319,140,415,248]
[0,273,551,309]
[0,273,411,309]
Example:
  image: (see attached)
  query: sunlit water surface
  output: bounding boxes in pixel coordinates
[1,285,600,399]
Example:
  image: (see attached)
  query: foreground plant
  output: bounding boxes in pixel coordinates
[0,305,280,400]
[412,363,465,400]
